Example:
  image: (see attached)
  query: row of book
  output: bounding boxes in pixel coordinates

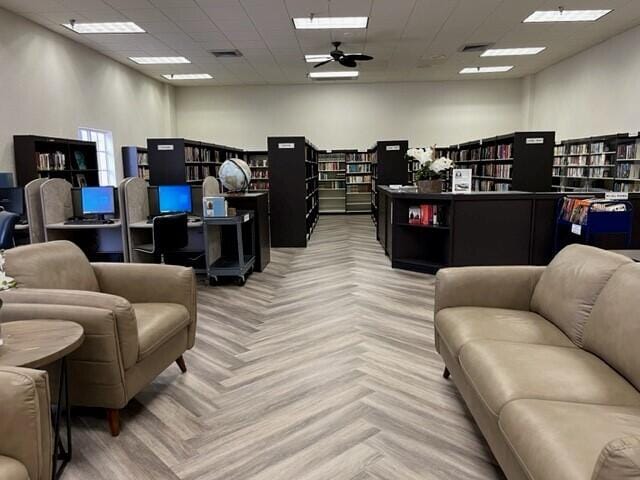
[561,197,628,225]
[346,153,370,163]
[319,180,345,189]
[469,164,512,178]
[617,141,640,160]
[136,152,149,167]
[250,180,269,191]
[319,163,344,171]
[458,143,513,161]
[319,153,346,163]
[614,183,640,192]
[408,204,447,226]
[347,164,371,173]
[347,175,371,184]
[319,172,345,180]
[253,170,268,179]
[184,146,212,163]
[616,164,640,179]
[247,156,268,168]
[37,151,66,170]
[473,179,510,192]
[137,166,150,181]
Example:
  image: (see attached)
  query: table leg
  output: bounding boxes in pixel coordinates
[52,357,71,480]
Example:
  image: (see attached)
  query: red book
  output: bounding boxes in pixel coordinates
[420,204,431,225]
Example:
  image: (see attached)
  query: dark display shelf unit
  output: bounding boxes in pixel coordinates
[122,145,149,180]
[613,134,640,193]
[244,151,269,192]
[445,131,554,192]
[267,136,319,247]
[371,140,409,224]
[147,138,244,185]
[14,135,99,187]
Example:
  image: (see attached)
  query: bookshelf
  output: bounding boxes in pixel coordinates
[147,138,244,185]
[267,137,319,247]
[447,132,554,192]
[245,151,269,192]
[346,151,373,213]
[318,150,347,214]
[371,140,409,223]
[552,135,618,192]
[14,135,100,187]
[614,134,640,193]
[122,146,149,180]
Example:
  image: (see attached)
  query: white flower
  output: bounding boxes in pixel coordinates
[406,148,424,161]
[430,157,454,174]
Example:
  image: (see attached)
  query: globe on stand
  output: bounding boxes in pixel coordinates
[218,158,252,192]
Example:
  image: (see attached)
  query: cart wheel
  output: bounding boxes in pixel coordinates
[235,276,246,286]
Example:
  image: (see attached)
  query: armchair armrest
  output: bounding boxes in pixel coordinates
[592,436,640,480]
[0,367,52,480]
[0,288,138,371]
[92,263,197,348]
[435,266,545,314]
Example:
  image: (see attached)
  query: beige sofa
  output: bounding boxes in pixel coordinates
[435,244,640,480]
[0,367,52,480]
[0,241,197,436]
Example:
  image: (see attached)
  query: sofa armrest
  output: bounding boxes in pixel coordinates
[435,266,545,314]
[592,436,640,480]
[0,288,138,371]
[0,367,52,480]
[92,262,197,348]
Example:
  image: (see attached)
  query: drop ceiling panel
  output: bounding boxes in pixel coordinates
[2,0,640,85]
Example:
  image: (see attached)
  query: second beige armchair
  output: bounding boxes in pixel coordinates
[0,240,197,436]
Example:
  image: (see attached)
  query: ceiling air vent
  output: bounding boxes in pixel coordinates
[458,43,494,53]
[211,50,243,58]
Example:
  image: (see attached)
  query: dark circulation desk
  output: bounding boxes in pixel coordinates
[377,186,640,274]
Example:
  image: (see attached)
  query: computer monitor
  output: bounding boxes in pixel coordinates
[158,185,192,214]
[0,188,24,217]
[81,186,115,219]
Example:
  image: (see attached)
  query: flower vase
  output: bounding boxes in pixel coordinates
[417,179,443,193]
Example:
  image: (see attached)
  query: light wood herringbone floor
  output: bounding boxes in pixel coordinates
[64,215,504,480]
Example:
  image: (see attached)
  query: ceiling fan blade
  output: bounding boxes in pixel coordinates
[344,54,373,61]
[338,56,357,68]
[313,59,335,68]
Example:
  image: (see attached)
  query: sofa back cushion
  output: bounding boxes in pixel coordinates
[4,240,100,292]
[583,263,640,391]
[530,244,631,346]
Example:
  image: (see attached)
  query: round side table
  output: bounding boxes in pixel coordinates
[0,320,84,480]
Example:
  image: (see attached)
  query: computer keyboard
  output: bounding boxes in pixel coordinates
[64,218,113,225]
[146,216,201,224]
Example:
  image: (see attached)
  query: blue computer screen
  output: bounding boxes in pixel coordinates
[158,185,192,213]
[81,187,115,215]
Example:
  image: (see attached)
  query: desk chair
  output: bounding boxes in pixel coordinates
[134,213,189,264]
[0,210,19,249]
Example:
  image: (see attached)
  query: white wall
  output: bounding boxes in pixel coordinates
[0,7,175,182]
[176,80,524,151]
[527,24,640,139]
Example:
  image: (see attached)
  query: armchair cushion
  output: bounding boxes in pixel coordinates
[436,307,574,357]
[133,303,190,361]
[4,240,100,292]
[592,436,640,480]
[0,367,52,480]
[530,244,631,346]
[0,456,29,480]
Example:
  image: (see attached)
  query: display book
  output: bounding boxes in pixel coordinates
[560,197,629,225]
[408,204,447,227]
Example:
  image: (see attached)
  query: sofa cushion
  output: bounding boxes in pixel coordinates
[530,244,631,346]
[583,263,640,392]
[499,400,640,480]
[4,240,100,292]
[134,303,190,361]
[436,307,575,356]
[0,456,29,480]
[459,340,640,418]
[592,435,640,480]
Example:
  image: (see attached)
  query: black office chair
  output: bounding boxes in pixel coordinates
[134,213,189,264]
[0,210,20,249]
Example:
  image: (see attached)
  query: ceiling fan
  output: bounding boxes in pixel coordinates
[313,42,373,68]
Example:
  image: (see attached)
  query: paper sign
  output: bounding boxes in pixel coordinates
[571,224,582,235]
[157,145,174,151]
[605,192,629,200]
[386,145,400,151]
[278,143,295,149]
[526,137,544,145]
[452,169,472,194]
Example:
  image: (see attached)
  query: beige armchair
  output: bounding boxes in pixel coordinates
[0,240,197,436]
[0,367,52,480]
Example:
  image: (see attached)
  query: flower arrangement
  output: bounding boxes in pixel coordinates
[407,147,454,181]
[0,251,15,291]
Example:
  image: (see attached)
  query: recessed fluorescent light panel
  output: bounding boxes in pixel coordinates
[293,17,368,29]
[62,22,145,34]
[305,53,361,63]
[481,47,545,57]
[308,71,359,79]
[162,74,213,80]
[130,56,190,64]
[460,66,514,74]
[523,10,611,23]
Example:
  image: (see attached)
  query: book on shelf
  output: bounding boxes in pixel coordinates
[347,164,371,173]
[138,166,150,180]
[561,197,628,225]
[347,175,371,184]
[137,152,148,167]
[345,153,370,163]
[248,156,268,168]
[407,204,446,226]
[37,151,66,170]
[616,163,640,179]
[618,140,640,160]
[73,151,87,170]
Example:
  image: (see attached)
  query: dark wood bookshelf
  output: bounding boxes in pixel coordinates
[370,140,409,224]
[147,138,244,185]
[268,136,319,247]
[14,135,99,187]
[244,151,269,192]
[122,145,149,180]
